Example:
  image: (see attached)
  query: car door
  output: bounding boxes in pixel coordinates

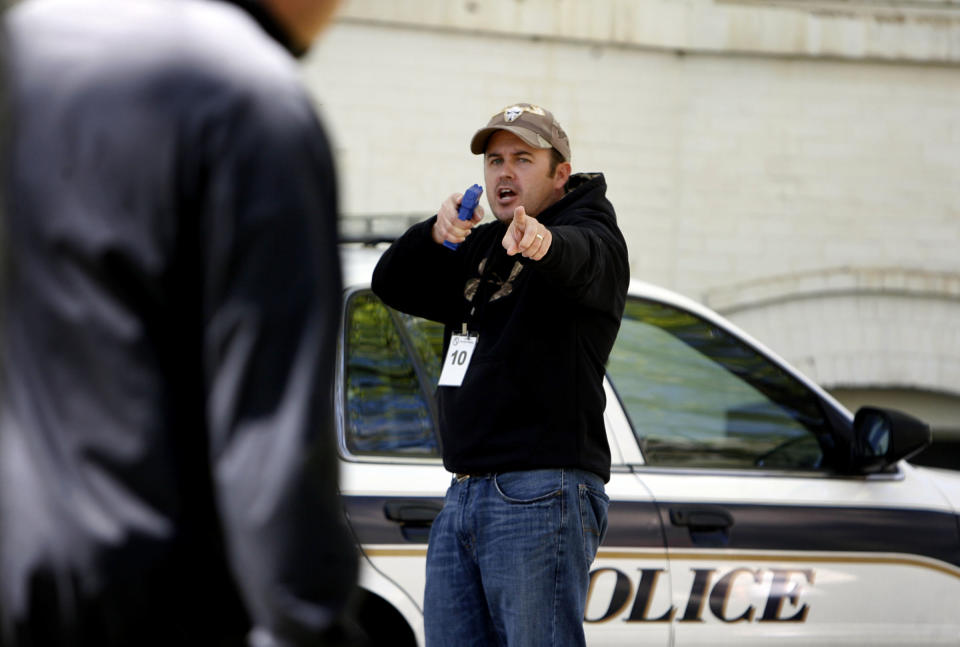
[605,295,960,646]
[337,288,451,644]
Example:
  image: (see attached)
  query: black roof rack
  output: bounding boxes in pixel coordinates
[338,234,397,246]
[338,213,424,246]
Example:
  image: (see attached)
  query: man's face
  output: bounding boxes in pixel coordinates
[483,130,570,223]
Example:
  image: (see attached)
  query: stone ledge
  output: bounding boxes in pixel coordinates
[335,0,960,64]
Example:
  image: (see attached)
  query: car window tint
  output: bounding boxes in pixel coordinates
[395,310,445,388]
[607,298,828,470]
[344,291,441,457]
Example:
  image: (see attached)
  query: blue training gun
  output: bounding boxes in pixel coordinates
[443,184,483,250]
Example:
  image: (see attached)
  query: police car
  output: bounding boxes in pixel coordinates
[336,243,960,646]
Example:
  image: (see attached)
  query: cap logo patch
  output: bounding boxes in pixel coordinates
[502,103,546,123]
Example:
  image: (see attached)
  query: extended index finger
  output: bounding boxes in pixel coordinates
[517,211,541,250]
[512,206,527,229]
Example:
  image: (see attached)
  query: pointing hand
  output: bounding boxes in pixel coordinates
[503,206,551,260]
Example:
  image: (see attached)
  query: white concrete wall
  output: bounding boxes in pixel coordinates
[303,1,960,409]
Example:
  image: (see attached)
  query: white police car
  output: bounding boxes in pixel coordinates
[336,244,960,646]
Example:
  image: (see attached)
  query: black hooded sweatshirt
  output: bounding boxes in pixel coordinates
[372,173,629,482]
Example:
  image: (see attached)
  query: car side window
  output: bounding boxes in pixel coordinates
[607,298,830,471]
[343,290,444,458]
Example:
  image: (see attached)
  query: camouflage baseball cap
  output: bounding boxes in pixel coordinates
[470,103,571,162]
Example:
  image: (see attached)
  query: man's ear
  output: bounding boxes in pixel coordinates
[553,161,572,190]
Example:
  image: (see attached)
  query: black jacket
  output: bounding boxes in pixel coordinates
[0,1,356,645]
[372,173,629,482]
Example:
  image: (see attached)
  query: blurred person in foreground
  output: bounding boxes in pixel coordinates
[372,103,629,646]
[0,0,357,645]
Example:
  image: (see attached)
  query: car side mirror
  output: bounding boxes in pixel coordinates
[847,406,931,474]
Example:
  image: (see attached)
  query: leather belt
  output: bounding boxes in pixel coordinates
[455,473,491,482]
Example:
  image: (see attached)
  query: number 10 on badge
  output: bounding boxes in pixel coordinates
[438,333,478,387]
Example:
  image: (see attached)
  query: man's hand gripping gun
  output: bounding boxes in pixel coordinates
[443,184,483,250]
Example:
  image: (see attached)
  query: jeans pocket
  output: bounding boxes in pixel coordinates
[579,484,609,563]
[493,470,563,504]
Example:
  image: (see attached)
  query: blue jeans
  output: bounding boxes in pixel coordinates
[423,468,609,647]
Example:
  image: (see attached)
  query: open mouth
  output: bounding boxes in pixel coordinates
[497,187,517,202]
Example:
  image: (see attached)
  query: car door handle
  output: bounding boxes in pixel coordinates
[384,501,442,525]
[669,506,734,532]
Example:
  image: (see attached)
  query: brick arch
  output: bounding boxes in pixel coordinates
[703,267,960,398]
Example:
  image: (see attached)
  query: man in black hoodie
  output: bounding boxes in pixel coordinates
[0,1,356,645]
[372,103,629,647]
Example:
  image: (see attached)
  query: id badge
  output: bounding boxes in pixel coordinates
[438,333,478,387]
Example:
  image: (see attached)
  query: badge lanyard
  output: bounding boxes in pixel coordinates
[438,234,506,387]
